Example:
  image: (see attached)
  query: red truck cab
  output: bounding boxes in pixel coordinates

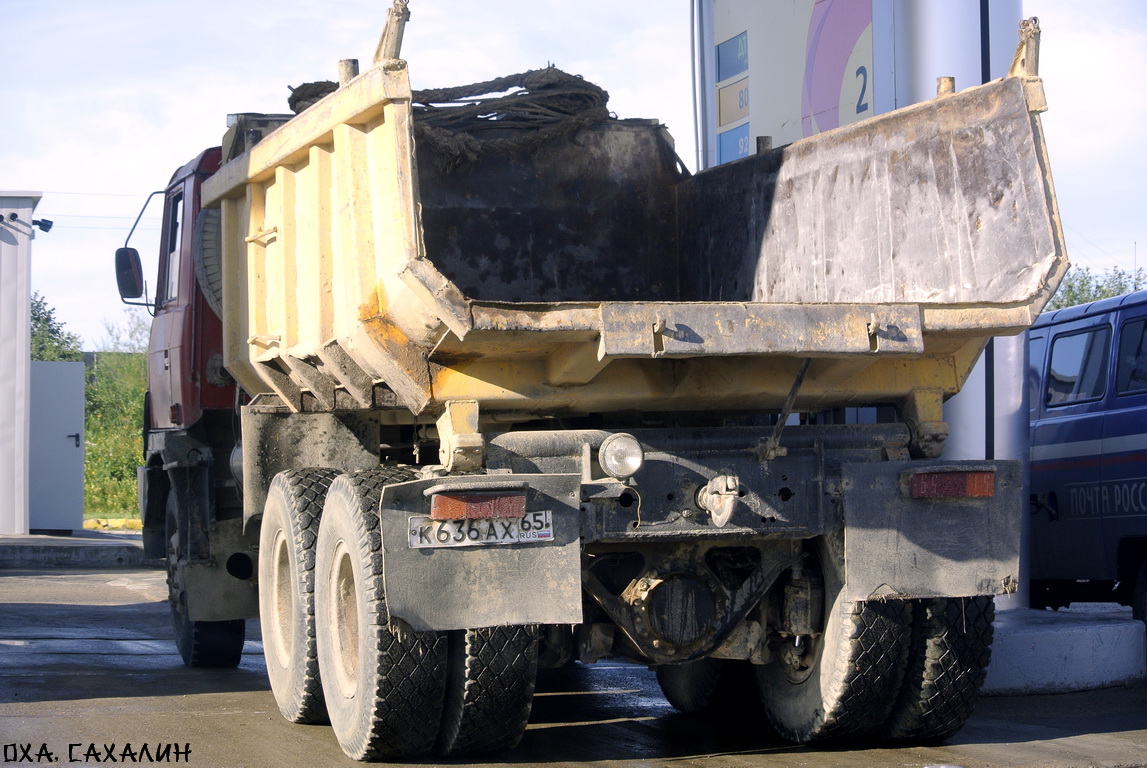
[115,114,293,668]
[116,144,250,668]
[148,147,234,430]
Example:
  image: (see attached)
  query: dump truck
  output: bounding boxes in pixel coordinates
[114,5,1065,761]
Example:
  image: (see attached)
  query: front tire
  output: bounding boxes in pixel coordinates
[315,470,447,761]
[166,491,245,668]
[756,541,912,743]
[259,468,339,724]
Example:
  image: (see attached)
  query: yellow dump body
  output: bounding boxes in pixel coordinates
[201,59,1065,430]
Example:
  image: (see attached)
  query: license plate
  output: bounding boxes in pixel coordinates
[407,510,554,549]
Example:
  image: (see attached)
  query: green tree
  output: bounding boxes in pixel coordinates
[1046,266,1145,311]
[30,291,82,361]
[84,313,148,519]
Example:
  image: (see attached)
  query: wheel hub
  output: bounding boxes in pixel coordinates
[328,539,360,698]
[269,529,293,669]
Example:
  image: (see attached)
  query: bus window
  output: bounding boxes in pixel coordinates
[1116,317,1147,395]
[1046,326,1111,406]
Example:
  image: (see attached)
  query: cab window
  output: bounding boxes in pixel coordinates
[1028,334,1046,414]
[161,193,183,304]
[1116,317,1147,395]
[1046,326,1111,406]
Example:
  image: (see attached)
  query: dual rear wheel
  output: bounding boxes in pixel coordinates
[753,542,914,742]
[260,468,538,761]
[658,541,995,746]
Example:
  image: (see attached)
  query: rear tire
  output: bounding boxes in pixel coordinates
[756,541,912,743]
[166,492,245,668]
[882,596,995,743]
[315,470,447,761]
[657,657,724,713]
[436,625,540,756]
[259,468,339,724]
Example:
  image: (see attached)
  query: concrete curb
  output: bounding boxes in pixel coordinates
[0,530,154,569]
[984,606,1147,695]
[83,518,143,531]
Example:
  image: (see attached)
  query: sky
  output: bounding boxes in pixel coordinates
[3,0,1145,348]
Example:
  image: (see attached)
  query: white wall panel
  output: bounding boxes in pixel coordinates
[0,193,40,535]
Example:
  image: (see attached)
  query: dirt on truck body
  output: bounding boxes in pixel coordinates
[115,4,1064,761]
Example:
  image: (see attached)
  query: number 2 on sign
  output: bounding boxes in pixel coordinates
[855,65,869,114]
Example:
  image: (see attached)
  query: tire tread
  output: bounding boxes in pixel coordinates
[167,491,245,669]
[319,468,448,761]
[656,657,724,714]
[437,625,539,756]
[814,598,913,741]
[882,596,995,743]
[262,468,339,723]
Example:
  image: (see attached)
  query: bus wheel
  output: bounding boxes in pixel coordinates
[1132,561,1147,669]
[1132,561,1147,622]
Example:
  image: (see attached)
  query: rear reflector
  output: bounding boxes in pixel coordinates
[430,492,527,520]
[908,471,995,499]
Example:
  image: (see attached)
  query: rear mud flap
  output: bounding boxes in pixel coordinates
[842,460,1022,602]
[378,474,583,631]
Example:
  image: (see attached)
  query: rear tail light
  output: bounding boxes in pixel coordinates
[430,491,527,520]
[908,471,995,499]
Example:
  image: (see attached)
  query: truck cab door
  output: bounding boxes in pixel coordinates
[148,190,188,430]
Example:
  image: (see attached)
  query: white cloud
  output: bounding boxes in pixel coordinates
[1025,0,1147,271]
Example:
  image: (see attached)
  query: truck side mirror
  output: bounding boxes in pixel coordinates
[115,247,145,300]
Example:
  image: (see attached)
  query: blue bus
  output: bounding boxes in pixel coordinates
[1028,290,1147,620]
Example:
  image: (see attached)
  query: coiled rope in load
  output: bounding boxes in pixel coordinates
[412,67,610,171]
[288,66,610,172]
